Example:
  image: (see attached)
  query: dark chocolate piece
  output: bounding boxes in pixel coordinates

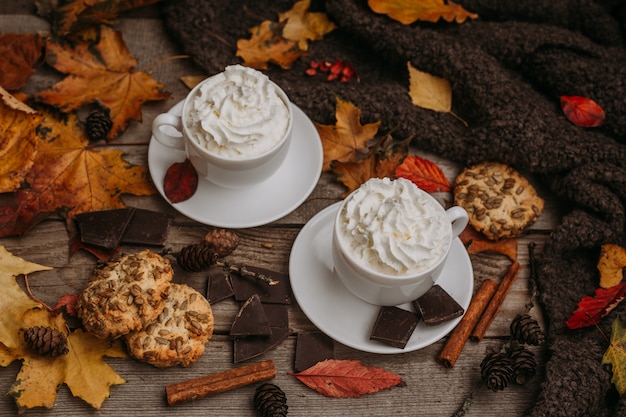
[294,332,335,372]
[233,303,290,363]
[206,268,234,304]
[120,208,170,246]
[412,284,465,326]
[75,208,135,250]
[230,265,291,304]
[369,306,419,349]
[230,294,272,336]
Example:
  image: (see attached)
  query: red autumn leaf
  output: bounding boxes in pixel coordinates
[51,293,80,317]
[566,283,626,329]
[164,159,198,204]
[395,154,451,193]
[289,359,403,398]
[0,33,44,90]
[560,95,605,127]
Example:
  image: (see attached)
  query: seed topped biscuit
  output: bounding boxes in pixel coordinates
[454,162,544,240]
[77,250,173,339]
[125,283,214,368]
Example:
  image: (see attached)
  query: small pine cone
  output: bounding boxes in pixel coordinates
[254,383,288,417]
[510,313,545,346]
[175,242,217,272]
[85,107,113,142]
[203,229,239,257]
[480,352,514,392]
[23,326,69,357]
[508,346,537,385]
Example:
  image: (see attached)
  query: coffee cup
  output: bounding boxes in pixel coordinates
[332,177,468,306]
[152,65,293,189]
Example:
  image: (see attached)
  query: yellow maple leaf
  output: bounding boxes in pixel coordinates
[0,88,42,193]
[3,308,126,411]
[407,62,467,125]
[0,245,51,350]
[598,243,626,288]
[36,25,170,140]
[602,317,626,395]
[369,0,478,24]
[315,97,380,171]
[279,0,337,50]
[236,20,307,70]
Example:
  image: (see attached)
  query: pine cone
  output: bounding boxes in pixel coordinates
[254,383,288,417]
[23,326,69,357]
[85,107,113,142]
[203,229,239,257]
[480,352,513,392]
[508,346,537,385]
[174,242,217,272]
[510,313,545,345]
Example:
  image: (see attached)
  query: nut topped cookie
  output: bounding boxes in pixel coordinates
[77,250,173,339]
[125,283,214,368]
[454,162,544,240]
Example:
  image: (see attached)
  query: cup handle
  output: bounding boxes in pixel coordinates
[152,113,185,150]
[445,206,469,238]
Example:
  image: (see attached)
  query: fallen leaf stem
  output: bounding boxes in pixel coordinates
[23,274,52,311]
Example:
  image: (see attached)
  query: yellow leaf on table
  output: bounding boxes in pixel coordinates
[0,245,51,350]
[0,87,41,193]
[279,0,336,50]
[315,97,380,171]
[602,317,626,395]
[369,0,478,24]
[598,243,626,288]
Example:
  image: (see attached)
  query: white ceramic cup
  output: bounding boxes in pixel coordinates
[332,178,468,306]
[152,66,293,189]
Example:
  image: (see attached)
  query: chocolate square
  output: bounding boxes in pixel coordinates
[206,268,234,304]
[230,294,272,336]
[294,332,335,372]
[75,208,135,250]
[412,284,465,326]
[369,306,419,349]
[121,208,170,246]
[233,303,290,363]
[230,265,291,304]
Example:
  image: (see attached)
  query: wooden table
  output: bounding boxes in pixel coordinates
[0,3,555,416]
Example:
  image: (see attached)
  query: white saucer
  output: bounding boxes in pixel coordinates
[289,202,474,354]
[148,101,323,228]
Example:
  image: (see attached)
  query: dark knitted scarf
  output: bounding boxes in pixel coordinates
[162,1,626,415]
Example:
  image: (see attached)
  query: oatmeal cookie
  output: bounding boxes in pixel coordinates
[125,283,214,368]
[77,250,173,339]
[454,162,544,240]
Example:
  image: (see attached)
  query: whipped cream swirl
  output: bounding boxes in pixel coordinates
[338,177,451,275]
[186,65,290,159]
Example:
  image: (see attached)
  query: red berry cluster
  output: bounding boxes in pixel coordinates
[305,60,359,82]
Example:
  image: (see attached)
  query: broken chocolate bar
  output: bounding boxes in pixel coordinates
[75,208,135,250]
[120,208,170,246]
[233,303,290,363]
[230,266,291,304]
[294,332,335,372]
[369,306,419,349]
[230,294,272,336]
[206,268,234,304]
[412,284,465,326]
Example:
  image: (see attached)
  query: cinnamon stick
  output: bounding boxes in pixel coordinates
[165,359,276,405]
[470,260,521,341]
[437,279,498,368]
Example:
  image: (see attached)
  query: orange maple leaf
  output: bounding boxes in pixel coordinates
[316,97,381,171]
[0,109,155,238]
[279,0,336,50]
[369,0,478,24]
[459,226,518,261]
[37,0,162,36]
[0,88,42,193]
[236,20,307,70]
[395,154,451,193]
[36,25,170,140]
[0,33,44,90]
